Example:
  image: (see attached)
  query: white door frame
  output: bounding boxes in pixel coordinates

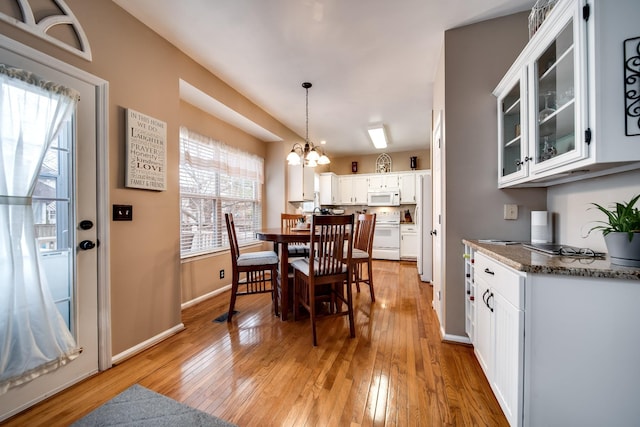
[431,110,444,334]
[0,33,111,417]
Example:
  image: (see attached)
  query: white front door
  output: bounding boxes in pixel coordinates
[431,112,444,326]
[0,41,105,421]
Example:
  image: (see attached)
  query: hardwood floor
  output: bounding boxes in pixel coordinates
[2,261,508,427]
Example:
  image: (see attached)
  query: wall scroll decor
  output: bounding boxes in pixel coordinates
[624,36,640,136]
[126,109,167,191]
[375,153,392,173]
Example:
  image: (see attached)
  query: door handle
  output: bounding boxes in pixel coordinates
[430,229,437,236]
[79,240,96,250]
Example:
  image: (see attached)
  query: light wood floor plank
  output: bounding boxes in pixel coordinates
[2,261,507,427]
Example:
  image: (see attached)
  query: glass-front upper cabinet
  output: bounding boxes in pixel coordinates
[494,0,640,188]
[497,69,528,184]
[530,10,586,174]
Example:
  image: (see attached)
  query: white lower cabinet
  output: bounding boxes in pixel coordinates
[470,249,640,426]
[474,274,492,377]
[400,224,417,259]
[473,252,524,427]
[523,274,640,427]
[463,246,476,341]
[492,291,524,426]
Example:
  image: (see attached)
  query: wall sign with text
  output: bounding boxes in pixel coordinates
[125,108,167,191]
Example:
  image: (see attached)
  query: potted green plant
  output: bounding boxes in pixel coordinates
[587,194,640,267]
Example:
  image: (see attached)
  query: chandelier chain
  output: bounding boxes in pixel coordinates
[287,81,328,166]
[305,85,309,144]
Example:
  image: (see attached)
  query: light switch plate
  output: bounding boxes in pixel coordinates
[504,204,518,220]
[113,204,133,221]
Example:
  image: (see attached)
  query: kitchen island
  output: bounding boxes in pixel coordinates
[462,239,640,427]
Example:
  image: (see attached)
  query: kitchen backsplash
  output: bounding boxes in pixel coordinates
[297,204,417,223]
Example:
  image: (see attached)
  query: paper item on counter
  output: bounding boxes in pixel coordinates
[478,239,520,245]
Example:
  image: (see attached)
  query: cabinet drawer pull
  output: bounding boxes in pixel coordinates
[484,268,495,275]
[482,289,490,305]
[487,292,495,312]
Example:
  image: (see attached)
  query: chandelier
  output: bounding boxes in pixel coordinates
[286,82,330,167]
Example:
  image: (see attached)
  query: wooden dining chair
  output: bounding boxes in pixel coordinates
[224,213,279,322]
[291,214,355,346]
[351,213,376,302]
[281,213,310,259]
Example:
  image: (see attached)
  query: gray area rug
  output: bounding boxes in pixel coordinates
[71,384,237,427]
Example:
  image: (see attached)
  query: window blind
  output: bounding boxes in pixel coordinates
[179,127,263,257]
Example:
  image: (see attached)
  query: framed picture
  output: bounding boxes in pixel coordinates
[125,109,167,191]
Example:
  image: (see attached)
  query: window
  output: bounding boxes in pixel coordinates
[179,127,263,257]
[33,122,72,253]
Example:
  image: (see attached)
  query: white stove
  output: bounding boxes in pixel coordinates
[375,210,401,225]
[372,211,401,260]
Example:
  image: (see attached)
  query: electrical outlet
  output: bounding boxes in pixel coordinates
[219,269,225,279]
[504,204,518,220]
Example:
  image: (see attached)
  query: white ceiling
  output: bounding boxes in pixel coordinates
[114,0,534,156]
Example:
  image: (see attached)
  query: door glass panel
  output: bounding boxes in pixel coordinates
[535,20,575,164]
[32,119,74,333]
[501,81,523,177]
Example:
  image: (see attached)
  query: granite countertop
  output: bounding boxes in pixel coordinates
[463,239,640,281]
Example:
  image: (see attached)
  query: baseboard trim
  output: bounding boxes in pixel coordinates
[113,285,232,364]
[181,284,231,310]
[441,332,472,345]
[111,323,185,365]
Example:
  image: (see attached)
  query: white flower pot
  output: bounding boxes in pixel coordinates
[604,232,640,268]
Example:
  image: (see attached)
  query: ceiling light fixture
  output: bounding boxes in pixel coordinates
[286,82,330,167]
[367,125,388,149]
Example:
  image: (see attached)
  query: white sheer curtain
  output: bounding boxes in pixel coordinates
[180,127,264,184]
[0,64,81,394]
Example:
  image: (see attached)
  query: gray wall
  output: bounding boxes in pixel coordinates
[441,12,547,337]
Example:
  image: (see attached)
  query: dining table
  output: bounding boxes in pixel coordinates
[255,226,311,321]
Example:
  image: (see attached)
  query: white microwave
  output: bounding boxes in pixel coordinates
[367,189,400,206]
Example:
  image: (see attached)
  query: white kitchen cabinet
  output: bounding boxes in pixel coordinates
[474,269,492,378]
[496,69,529,185]
[473,252,524,427]
[287,164,315,202]
[523,273,640,427]
[492,289,524,427]
[467,243,640,426]
[319,172,339,205]
[368,173,398,190]
[494,0,640,188]
[400,224,417,259]
[338,175,368,205]
[463,244,476,343]
[398,172,417,204]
